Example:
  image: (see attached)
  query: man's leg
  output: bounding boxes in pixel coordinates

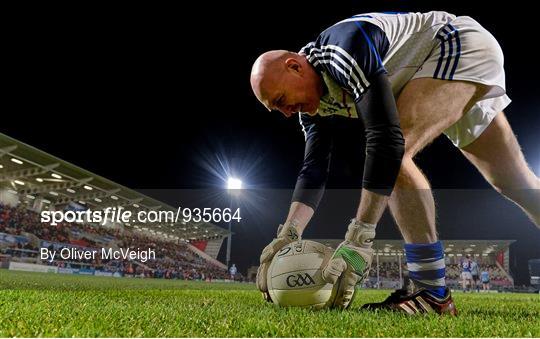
[362,78,486,314]
[390,78,486,297]
[460,112,540,228]
[388,78,488,243]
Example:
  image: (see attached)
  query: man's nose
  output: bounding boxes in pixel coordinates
[279,109,292,118]
[281,105,298,117]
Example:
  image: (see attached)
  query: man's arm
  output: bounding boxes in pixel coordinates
[285,201,314,235]
[321,70,404,308]
[305,20,404,308]
[289,113,333,234]
[309,20,404,225]
[255,114,331,297]
[354,72,405,223]
[356,188,389,224]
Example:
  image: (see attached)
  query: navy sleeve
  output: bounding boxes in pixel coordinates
[291,113,332,210]
[356,72,405,195]
[315,20,389,100]
[315,20,404,195]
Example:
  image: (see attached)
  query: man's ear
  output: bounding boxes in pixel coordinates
[285,57,302,74]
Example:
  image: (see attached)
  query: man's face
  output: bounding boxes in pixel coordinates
[255,57,322,118]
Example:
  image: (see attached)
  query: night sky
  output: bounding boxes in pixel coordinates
[4,2,539,284]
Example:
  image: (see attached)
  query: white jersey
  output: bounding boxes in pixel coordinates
[300,11,456,119]
[339,11,456,96]
[293,11,511,210]
[299,11,510,151]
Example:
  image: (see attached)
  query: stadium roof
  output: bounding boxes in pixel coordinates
[315,239,515,256]
[0,132,229,242]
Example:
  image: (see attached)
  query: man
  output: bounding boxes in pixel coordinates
[480,268,490,291]
[250,11,540,315]
[461,255,474,292]
[229,263,237,281]
[470,257,480,292]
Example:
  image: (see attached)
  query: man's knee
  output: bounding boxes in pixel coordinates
[396,78,488,157]
[488,172,540,195]
[393,156,430,189]
[394,157,413,187]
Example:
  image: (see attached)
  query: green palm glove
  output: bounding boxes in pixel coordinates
[322,219,375,309]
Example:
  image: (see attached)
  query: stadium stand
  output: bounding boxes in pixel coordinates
[0,132,244,282]
[0,202,242,280]
[0,132,515,288]
[318,239,515,290]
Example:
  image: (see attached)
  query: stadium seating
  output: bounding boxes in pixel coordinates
[0,203,241,281]
[1,202,510,287]
[445,263,513,287]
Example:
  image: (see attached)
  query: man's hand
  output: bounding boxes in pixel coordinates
[322,219,375,309]
[256,221,300,301]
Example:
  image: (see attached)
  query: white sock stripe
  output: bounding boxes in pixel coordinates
[407,259,445,272]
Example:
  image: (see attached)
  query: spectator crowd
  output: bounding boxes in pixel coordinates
[0,203,242,281]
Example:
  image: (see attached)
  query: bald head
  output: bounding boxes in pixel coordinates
[251,50,295,73]
[250,50,323,117]
[250,50,297,108]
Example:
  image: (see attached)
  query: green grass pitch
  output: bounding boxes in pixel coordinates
[1,270,539,337]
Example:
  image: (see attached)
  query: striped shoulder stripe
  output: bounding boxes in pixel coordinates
[304,44,370,99]
[299,42,315,55]
[308,54,362,99]
[307,45,370,88]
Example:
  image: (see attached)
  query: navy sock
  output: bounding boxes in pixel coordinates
[404,241,447,299]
